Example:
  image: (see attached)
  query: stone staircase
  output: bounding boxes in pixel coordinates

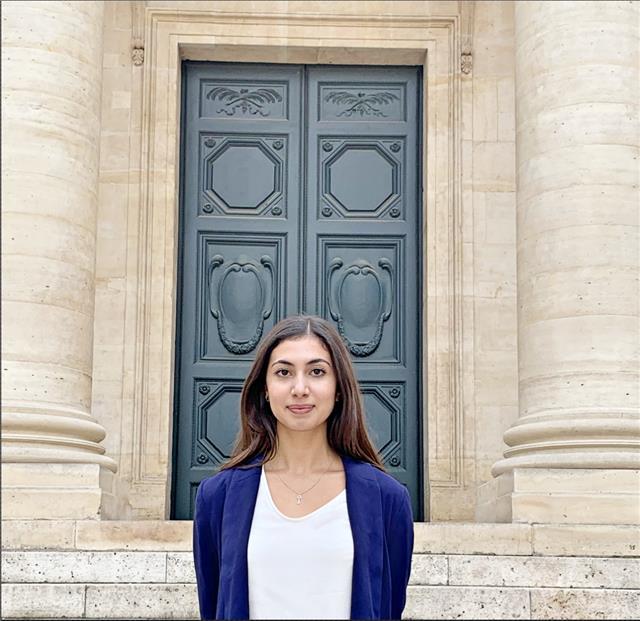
[2,521,639,619]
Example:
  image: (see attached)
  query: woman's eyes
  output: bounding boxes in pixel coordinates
[274,368,326,377]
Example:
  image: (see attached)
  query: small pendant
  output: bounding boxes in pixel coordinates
[296,494,303,505]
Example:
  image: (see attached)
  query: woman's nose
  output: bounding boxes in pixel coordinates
[291,373,309,396]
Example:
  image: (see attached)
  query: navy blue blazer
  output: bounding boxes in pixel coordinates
[193,453,414,620]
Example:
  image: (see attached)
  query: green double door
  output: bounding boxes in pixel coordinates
[173,62,423,519]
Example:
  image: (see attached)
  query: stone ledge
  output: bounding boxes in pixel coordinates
[4,551,638,590]
[2,582,639,619]
[84,583,199,619]
[405,585,531,619]
[2,520,639,557]
[405,586,640,620]
[2,552,167,583]
[75,521,192,551]
[529,587,640,620]
[414,522,533,555]
[2,584,86,619]
[532,524,640,557]
[447,555,639,589]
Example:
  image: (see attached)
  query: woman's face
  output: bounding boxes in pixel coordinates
[265,335,338,433]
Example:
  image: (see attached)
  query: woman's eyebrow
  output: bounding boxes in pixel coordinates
[270,358,332,367]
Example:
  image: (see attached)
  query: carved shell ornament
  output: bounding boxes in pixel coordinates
[206,86,283,116]
[324,90,400,117]
[208,254,275,354]
[328,257,393,356]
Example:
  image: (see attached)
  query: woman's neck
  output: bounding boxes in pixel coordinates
[266,424,341,476]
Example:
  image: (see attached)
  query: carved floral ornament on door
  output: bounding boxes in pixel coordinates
[206,85,400,118]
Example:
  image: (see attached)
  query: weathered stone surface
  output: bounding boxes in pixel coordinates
[166,552,196,583]
[513,491,640,525]
[85,583,199,619]
[75,520,192,550]
[414,523,532,555]
[514,469,640,494]
[530,587,640,620]
[408,555,448,585]
[2,486,103,521]
[449,555,639,589]
[404,585,530,619]
[2,551,166,583]
[477,471,640,525]
[1,583,85,619]
[533,524,640,557]
[1,520,75,551]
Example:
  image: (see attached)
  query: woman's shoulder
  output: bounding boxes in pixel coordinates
[351,458,410,505]
[197,461,261,501]
[365,466,413,525]
[372,466,410,500]
[196,467,234,502]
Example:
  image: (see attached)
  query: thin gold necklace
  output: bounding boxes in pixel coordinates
[270,460,333,505]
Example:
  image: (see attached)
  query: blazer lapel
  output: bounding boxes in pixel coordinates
[343,455,384,620]
[220,458,262,619]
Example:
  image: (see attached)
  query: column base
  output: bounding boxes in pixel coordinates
[476,468,640,525]
[1,463,129,520]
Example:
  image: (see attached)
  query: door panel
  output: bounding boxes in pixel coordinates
[306,66,421,504]
[174,62,422,519]
[175,63,303,517]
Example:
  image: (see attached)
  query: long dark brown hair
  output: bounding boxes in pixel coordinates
[220,315,385,472]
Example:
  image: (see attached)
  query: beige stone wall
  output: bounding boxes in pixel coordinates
[469,0,518,493]
[91,0,142,518]
[89,0,518,520]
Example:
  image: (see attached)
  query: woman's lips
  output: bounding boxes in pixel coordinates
[287,405,314,414]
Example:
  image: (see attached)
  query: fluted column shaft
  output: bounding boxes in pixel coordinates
[493,1,639,475]
[1,1,116,472]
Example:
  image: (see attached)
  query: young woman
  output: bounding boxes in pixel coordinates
[193,315,414,620]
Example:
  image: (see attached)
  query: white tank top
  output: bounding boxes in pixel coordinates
[247,465,354,620]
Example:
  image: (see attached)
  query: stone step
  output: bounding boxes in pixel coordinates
[3,551,639,590]
[2,583,639,620]
[3,520,639,557]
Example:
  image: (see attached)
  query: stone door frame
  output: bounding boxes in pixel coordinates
[126,6,466,519]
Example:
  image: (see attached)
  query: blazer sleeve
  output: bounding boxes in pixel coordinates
[388,485,414,619]
[193,476,222,621]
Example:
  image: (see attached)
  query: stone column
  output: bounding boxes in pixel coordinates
[1,1,116,519]
[485,1,639,524]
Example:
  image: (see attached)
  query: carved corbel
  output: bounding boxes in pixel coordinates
[459,0,475,75]
[131,0,146,66]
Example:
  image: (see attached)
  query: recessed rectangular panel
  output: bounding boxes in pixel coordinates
[192,378,243,468]
[318,82,406,122]
[200,79,289,120]
[317,236,404,364]
[197,233,286,362]
[360,381,406,473]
